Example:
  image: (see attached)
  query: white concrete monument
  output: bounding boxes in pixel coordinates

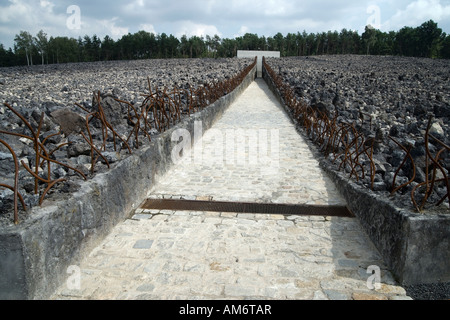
[237,50,281,78]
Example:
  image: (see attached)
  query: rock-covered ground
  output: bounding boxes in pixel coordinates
[266,55,449,213]
[0,58,252,107]
[0,58,253,225]
[1,55,449,225]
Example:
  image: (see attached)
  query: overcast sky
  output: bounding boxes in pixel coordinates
[1,0,450,49]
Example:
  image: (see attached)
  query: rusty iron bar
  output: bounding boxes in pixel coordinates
[0,184,27,224]
[92,91,132,154]
[346,132,368,182]
[3,103,42,194]
[76,92,132,171]
[389,136,416,196]
[80,130,111,174]
[421,116,450,210]
[20,159,66,206]
[0,138,24,224]
[359,111,373,131]
[3,102,87,199]
[35,113,48,193]
[114,98,152,148]
[411,146,448,211]
[364,138,376,190]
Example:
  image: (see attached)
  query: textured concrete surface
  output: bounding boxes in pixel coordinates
[51,79,411,300]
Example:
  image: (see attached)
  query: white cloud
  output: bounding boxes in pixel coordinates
[0,0,30,23]
[234,26,250,38]
[98,18,129,38]
[140,24,157,34]
[124,0,146,12]
[263,0,296,16]
[383,0,450,30]
[1,0,450,49]
[39,0,54,12]
[175,21,222,38]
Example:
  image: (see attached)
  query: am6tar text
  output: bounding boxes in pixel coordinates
[179,304,272,317]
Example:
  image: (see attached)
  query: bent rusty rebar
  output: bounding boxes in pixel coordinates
[388,136,416,195]
[0,138,24,224]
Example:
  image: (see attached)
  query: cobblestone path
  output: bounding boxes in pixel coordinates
[51,79,411,300]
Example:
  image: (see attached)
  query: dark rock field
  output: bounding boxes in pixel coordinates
[0,58,253,225]
[266,55,449,213]
[0,55,449,226]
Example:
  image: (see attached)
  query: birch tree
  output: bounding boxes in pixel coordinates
[35,30,48,65]
[14,31,34,65]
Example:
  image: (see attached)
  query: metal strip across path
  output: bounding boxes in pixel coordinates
[51,79,411,300]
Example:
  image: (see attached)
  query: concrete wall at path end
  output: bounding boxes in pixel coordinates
[0,65,257,300]
[238,51,280,78]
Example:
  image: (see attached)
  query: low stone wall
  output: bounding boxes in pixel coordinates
[262,65,450,288]
[0,65,256,300]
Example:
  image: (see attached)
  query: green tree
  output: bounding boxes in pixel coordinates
[0,44,18,67]
[240,33,260,50]
[205,34,221,58]
[441,34,450,59]
[34,30,48,65]
[273,32,285,55]
[179,35,189,57]
[285,33,297,56]
[101,35,116,60]
[14,31,34,65]
[157,33,169,58]
[92,35,102,61]
[218,38,237,57]
[48,36,79,63]
[339,28,361,54]
[416,20,442,58]
[326,31,340,54]
[189,36,206,58]
[167,34,180,58]
[362,25,377,55]
[395,26,418,56]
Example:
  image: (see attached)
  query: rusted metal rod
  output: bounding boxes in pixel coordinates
[0,139,23,224]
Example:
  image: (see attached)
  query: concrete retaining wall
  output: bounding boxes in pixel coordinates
[0,65,256,300]
[262,64,450,287]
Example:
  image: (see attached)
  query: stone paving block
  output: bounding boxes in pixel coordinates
[224,284,259,298]
[173,211,190,216]
[160,210,175,215]
[313,290,329,300]
[276,220,295,227]
[220,212,237,218]
[131,214,153,221]
[132,240,154,249]
[203,217,223,224]
[324,290,351,300]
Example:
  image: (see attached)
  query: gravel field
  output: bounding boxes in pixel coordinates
[0,58,254,225]
[1,55,449,225]
[266,55,450,213]
[0,58,252,108]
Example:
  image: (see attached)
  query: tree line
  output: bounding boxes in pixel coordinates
[1,19,449,67]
